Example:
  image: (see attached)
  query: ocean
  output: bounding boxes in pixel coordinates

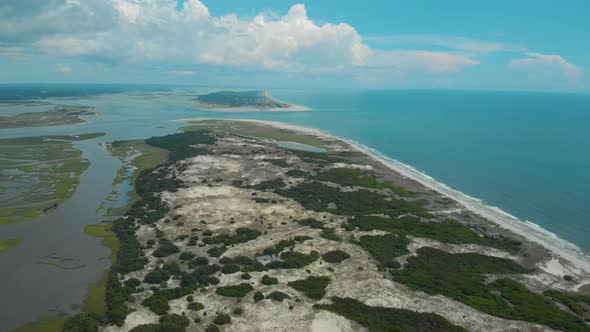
[0,84,589,329]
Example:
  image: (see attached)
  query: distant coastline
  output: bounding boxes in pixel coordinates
[193,90,311,112]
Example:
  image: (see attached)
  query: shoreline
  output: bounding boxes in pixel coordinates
[177,117,590,274]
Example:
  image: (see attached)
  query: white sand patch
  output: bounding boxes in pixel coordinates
[310,311,355,332]
[103,309,158,332]
[329,162,374,171]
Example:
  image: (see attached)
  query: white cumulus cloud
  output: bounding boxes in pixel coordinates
[0,0,484,75]
[510,52,581,80]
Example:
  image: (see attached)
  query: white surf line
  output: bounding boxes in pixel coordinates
[177,118,590,273]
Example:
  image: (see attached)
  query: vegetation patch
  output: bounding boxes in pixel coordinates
[266,291,291,302]
[348,216,520,253]
[261,275,279,285]
[207,246,227,258]
[314,167,413,197]
[320,228,342,242]
[291,150,347,165]
[297,218,324,229]
[544,289,590,318]
[152,239,180,258]
[391,247,588,332]
[261,237,311,256]
[206,227,261,246]
[144,270,171,284]
[0,239,20,253]
[252,178,286,191]
[278,250,320,269]
[215,283,254,298]
[187,302,205,311]
[288,276,331,300]
[286,169,308,177]
[357,234,410,266]
[142,285,199,315]
[316,297,466,332]
[145,130,215,162]
[253,291,265,303]
[277,182,426,216]
[322,250,351,263]
[213,313,231,325]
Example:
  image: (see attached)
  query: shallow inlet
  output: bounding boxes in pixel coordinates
[275,140,327,153]
[0,138,118,331]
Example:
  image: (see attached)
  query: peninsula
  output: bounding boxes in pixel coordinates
[194,91,310,111]
[63,119,590,332]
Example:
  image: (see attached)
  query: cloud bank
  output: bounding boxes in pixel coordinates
[0,0,484,75]
[510,52,581,80]
[0,0,583,90]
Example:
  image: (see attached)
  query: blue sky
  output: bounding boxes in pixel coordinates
[0,0,588,92]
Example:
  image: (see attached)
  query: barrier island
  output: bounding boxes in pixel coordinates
[194,91,310,111]
[64,119,589,332]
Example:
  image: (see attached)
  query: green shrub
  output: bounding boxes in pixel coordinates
[279,250,319,269]
[316,297,466,332]
[159,314,190,328]
[207,246,227,258]
[322,250,351,263]
[254,291,264,303]
[188,302,205,311]
[221,264,241,274]
[205,325,221,332]
[266,291,291,302]
[144,270,171,284]
[153,242,180,258]
[189,256,209,268]
[215,283,254,297]
[124,278,141,289]
[179,252,196,260]
[261,275,278,285]
[288,276,331,300]
[142,294,170,315]
[357,234,410,265]
[297,218,324,229]
[213,313,231,325]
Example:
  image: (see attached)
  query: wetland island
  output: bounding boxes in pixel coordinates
[59,119,590,332]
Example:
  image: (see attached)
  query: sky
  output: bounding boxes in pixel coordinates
[0,0,588,92]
